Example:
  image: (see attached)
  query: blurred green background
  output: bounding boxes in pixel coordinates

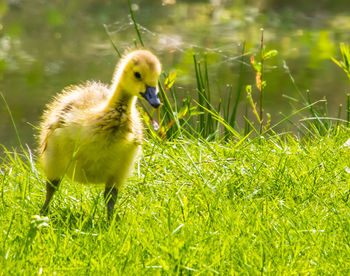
[1,0,350,150]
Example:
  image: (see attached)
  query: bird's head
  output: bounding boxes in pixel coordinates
[114,49,162,108]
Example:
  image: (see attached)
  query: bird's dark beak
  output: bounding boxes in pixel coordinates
[140,86,161,108]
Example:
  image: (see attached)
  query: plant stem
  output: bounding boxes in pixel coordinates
[128,0,144,47]
[347,94,350,127]
[231,42,246,129]
[259,28,265,134]
[103,24,122,58]
[336,104,342,129]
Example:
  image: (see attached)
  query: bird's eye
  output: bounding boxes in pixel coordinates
[134,72,141,79]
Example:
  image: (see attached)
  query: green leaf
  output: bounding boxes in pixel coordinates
[164,71,177,90]
[331,57,344,69]
[246,84,252,94]
[253,62,262,73]
[176,105,188,119]
[340,43,350,70]
[250,56,261,73]
[263,50,278,60]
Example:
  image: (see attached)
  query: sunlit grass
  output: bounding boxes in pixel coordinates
[1,6,350,274]
[1,128,350,274]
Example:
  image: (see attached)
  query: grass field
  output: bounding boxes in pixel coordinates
[1,5,350,273]
[1,128,350,274]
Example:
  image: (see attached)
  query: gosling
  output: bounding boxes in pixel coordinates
[38,49,161,219]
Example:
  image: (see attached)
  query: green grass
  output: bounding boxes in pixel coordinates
[1,129,350,274]
[1,8,350,274]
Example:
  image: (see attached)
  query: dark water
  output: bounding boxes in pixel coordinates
[1,0,350,150]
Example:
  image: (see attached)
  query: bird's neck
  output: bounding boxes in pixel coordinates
[107,83,136,113]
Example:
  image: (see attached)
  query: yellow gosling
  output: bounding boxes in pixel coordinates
[38,49,161,218]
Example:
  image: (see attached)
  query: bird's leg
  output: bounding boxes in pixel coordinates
[40,179,60,215]
[104,185,118,220]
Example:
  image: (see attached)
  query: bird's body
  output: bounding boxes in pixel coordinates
[38,49,161,218]
[39,82,142,185]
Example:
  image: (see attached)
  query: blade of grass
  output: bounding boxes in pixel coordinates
[203,56,213,135]
[193,55,205,134]
[347,94,350,127]
[128,0,144,47]
[261,100,326,136]
[335,104,342,129]
[193,100,241,139]
[103,24,122,58]
[230,42,246,129]
[1,94,27,157]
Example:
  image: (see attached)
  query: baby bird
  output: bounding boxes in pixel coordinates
[38,49,161,219]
